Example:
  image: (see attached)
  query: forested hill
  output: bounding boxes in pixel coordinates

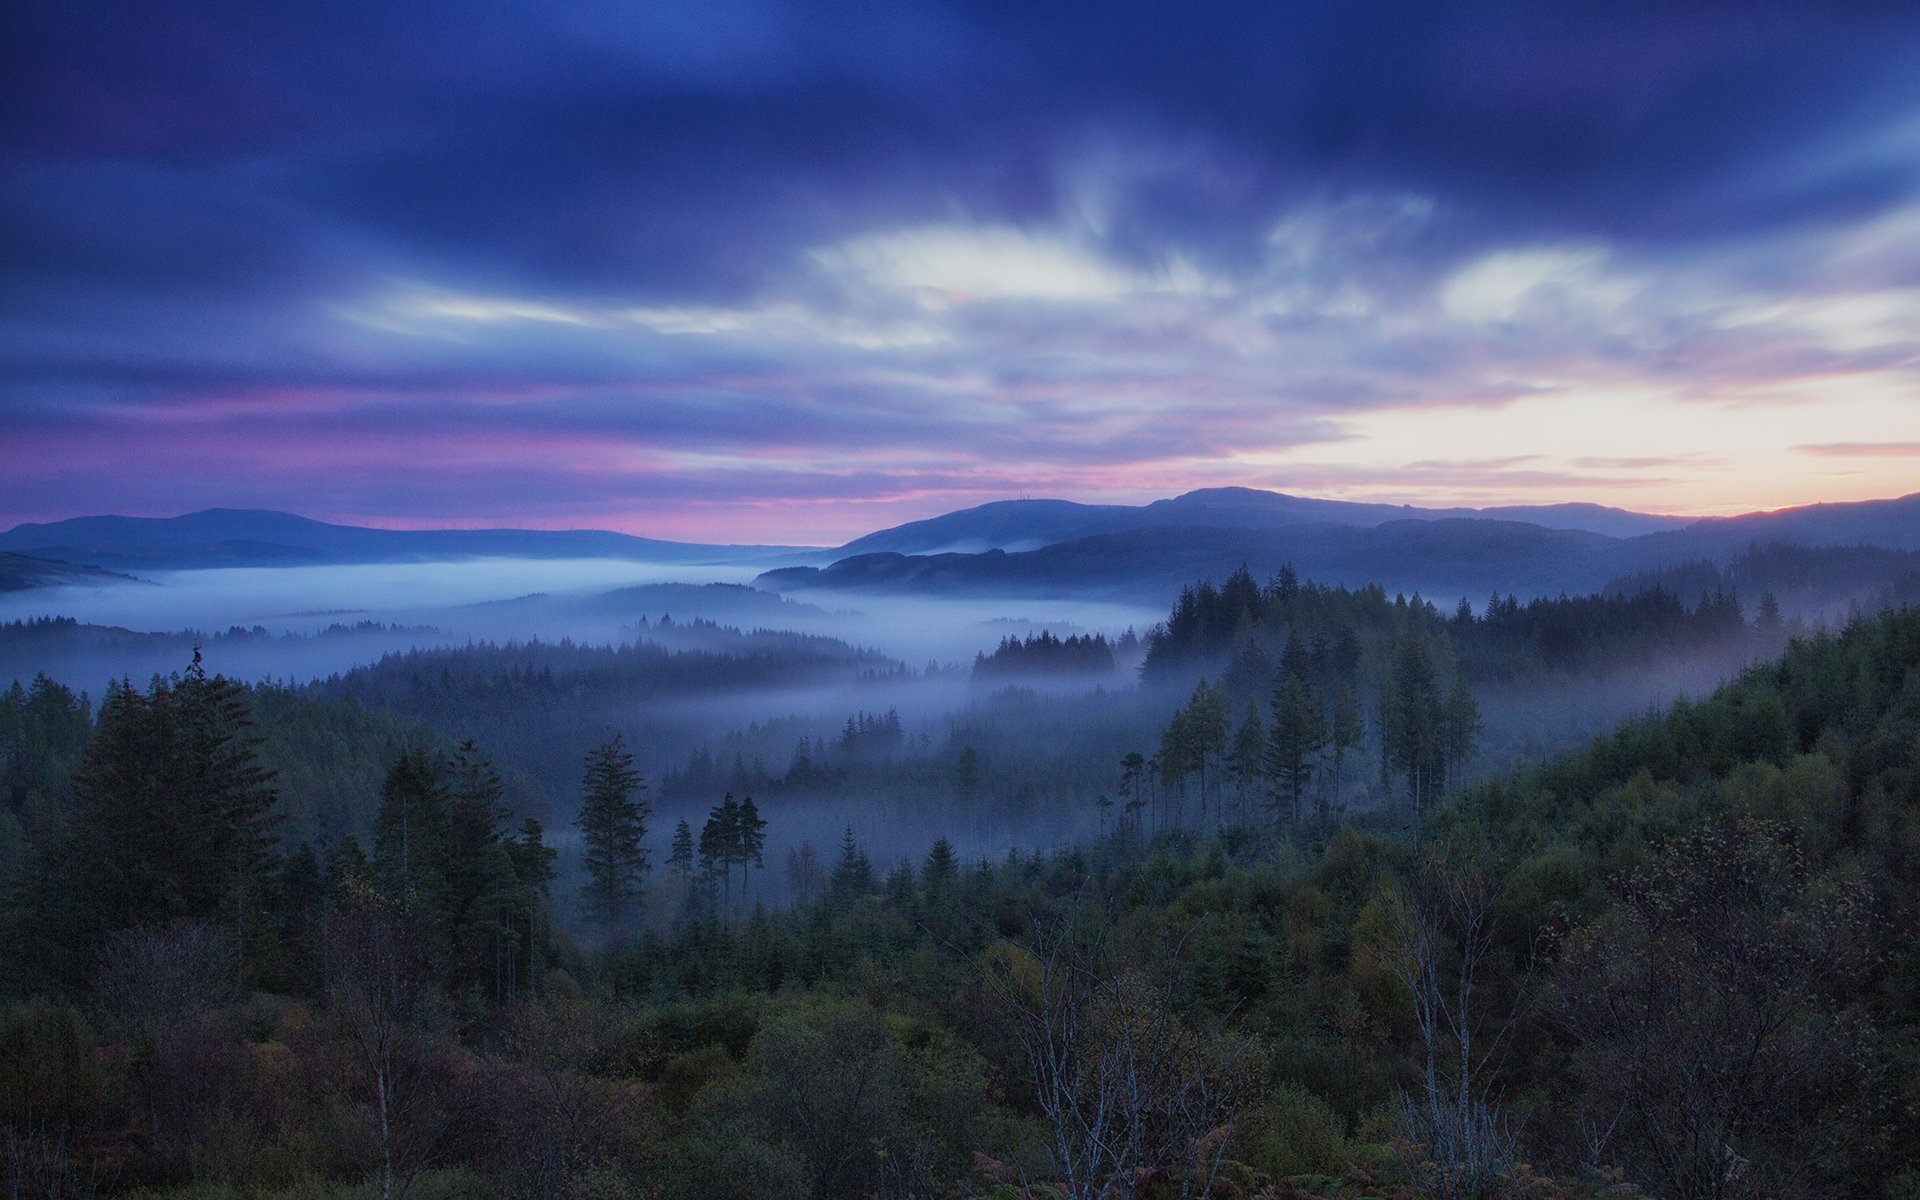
[0,508,800,570]
[2,599,1914,1196]
[0,552,135,593]
[760,492,1920,606]
[301,627,904,806]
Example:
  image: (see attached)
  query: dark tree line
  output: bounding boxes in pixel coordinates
[972,630,1116,679]
[1142,619,1479,835]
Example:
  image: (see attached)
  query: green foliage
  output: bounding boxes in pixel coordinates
[4,606,1919,1198]
[577,735,649,930]
[8,656,279,992]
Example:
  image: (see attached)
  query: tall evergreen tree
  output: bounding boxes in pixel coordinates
[1383,631,1443,817]
[667,818,696,897]
[1440,677,1483,792]
[576,735,649,930]
[736,795,768,901]
[505,818,555,997]
[174,650,281,981]
[830,825,875,903]
[699,794,743,912]
[1328,683,1365,819]
[441,740,508,995]
[374,747,447,917]
[16,656,277,991]
[1265,673,1327,828]
[922,837,959,907]
[1229,701,1266,827]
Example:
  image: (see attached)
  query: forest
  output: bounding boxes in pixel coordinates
[1,573,1915,1197]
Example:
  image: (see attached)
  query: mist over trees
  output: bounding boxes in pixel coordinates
[1,599,1914,1196]
[3,550,1917,1197]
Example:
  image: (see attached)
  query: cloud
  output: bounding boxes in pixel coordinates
[7,0,1920,538]
[1440,246,1639,324]
[1796,442,1920,458]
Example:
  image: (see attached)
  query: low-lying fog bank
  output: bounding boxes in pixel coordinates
[0,557,1165,687]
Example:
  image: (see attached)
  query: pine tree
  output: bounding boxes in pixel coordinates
[667,818,696,897]
[1280,628,1312,681]
[830,825,874,903]
[956,746,980,800]
[374,747,447,916]
[1265,673,1327,828]
[699,795,743,913]
[923,837,959,907]
[1118,752,1147,833]
[577,735,650,930]
[18,656,278,990]
[736,796,768,902]
[1328,683,1365,819]
[1383,631,1442,818]
[505,818,555,996]
[442,740,507,990]
[1440,676,1483,792]
[1183,679,1230,829]
[1229,701,1266,827]
[174,650,280,983]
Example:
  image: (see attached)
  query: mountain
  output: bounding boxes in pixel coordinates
[835,498,1137,555]
[764,519,1628,603]
[836,487,1690,555]
[0,552,138,593]
[0,509,804,571]
[1654,492,1920,553]
[764,491,1920,605]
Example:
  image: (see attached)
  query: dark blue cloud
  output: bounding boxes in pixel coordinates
[5,0,1920,535]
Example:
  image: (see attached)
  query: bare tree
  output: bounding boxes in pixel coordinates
[982,901,1258,1200]
[1381,844,1528,1199]
[1553,819,1876,1200]
[92,920,239,1030]
[467,989,648,1199]
[322,882,443,1200]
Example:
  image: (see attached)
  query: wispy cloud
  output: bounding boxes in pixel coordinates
[5,1,1920,539]
[1796,442,1920,458]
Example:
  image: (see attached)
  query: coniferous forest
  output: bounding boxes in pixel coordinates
[3,566,1916,1199]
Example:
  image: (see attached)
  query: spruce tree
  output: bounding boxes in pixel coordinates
[699,795,742,912]
[1265,673,1327,827]
[374,747,447,916]
[667,818,696,896]
[506,818,555,993]
[1229,701,1266,826]
[736,795,768,900]
[922,837,958,907]
[830,825,874,903]
[1328,683,1365,819]
[442,740,507,992]
[18,656,277,991]
[577,735,650,930]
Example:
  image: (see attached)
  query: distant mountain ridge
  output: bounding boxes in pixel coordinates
[0,509,803,571]
[6,491,1916,600]
[762,491,1920,603]
[0,552,137,593]
[835,487,1695,555]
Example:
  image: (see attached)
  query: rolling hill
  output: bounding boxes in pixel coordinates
[0,509,804,571]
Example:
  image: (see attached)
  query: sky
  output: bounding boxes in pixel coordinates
[4,1,1919,545]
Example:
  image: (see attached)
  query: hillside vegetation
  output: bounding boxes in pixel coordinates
[1,603,1914,1197]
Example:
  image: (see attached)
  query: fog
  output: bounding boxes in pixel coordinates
[1,558,1163,682]
[2,555,1785,916]
[0,558,761,636]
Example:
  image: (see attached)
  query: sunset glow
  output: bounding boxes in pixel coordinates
[6,3,1918,542]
